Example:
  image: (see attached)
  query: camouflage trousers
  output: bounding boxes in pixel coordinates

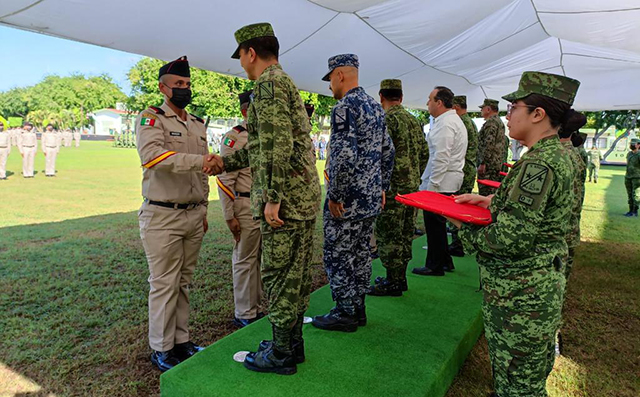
[261,218,315,330]
[323,215,375,304]
[375,196,417,280]
[460,162,477,195]
[478,167,502,196]
[482,268,565,397]
[624,177,640,212]
[587,163,599,182]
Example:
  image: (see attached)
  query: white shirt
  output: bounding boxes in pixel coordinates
[420,109,467,192]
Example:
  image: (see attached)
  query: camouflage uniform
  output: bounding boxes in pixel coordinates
[478,102,507,195]
[224,34,321,356]
[587,148,602,182]
[624,142,640,215]
[562,141,586,280]
[501,134,510,178]
[373,80,428,290]
[459,71,580,397]
[322,57,394,314]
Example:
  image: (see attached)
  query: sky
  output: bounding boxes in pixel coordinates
[0,25,142,93]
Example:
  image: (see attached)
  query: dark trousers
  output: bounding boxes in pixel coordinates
[423,207,454,272]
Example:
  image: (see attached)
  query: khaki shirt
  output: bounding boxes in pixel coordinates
[41,131,60,152]
[0,131,10,149]
[135,102,210,206]
[19,130,38,152]
[217,125,252,221]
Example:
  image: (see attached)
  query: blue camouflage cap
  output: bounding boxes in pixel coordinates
[322,54,359,81]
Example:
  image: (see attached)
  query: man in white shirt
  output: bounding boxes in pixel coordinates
[413,86,467,276]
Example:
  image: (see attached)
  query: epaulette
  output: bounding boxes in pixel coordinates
[191,114,205,124]
[149,106,165,115]
[232,125,247,133]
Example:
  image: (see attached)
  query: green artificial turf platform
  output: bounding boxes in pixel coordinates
[161,236,484,397]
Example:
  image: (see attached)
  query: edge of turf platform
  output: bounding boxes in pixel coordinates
[161,236,483,397]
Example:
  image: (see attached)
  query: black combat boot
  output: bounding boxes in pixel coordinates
[368,277,403,296]
[312,305,358,332]
[244,325,297,375]
[354,295,367,326]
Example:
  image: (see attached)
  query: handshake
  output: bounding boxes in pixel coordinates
[203,154,224,176]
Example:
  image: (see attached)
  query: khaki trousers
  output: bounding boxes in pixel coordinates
[232,201,263,319]
[139,201,206,352]
[0,148,9,178]
[44,148,58,176]
[22,146,36,177]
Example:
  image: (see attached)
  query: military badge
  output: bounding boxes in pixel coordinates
[258,81,274,100]
[333,107,349,132]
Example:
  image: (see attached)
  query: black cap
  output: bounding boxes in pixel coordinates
[305,104,315,118]
[238,90,252,107]
[159,56,190,79]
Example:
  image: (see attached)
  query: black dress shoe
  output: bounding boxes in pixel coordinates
[243,344,297,375]
[442,265,454,272]
[312,307,358,332]
[412,267,445,276]
[173,341,204,361]
[258,339,305,363]
[367,277,403,297]
[150,350,181,372]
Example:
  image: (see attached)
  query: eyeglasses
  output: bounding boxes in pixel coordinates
[507,103,538,116]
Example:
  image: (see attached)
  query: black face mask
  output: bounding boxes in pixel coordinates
[169,87,192,109]
[631,144,637,150]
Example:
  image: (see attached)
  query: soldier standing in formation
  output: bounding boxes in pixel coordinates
[41,124,61,177]
[0,123,10,180]
[624,138,640,217]
[477,98,507,196]
[218,22,321,375]
[136,56,218,372]
[453,71,581,397]
[311,54,394,332]
[448,95,478,257]
[216,90,264,328]
[587,144,602,183]
[18,122,37,178]
[74,129,81,147]
[368,79,426,297]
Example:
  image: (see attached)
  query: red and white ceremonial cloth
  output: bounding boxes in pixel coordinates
[395,191,492,226]
[477,179,501,189]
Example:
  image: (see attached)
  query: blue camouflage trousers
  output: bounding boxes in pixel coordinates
[323,215,375,304]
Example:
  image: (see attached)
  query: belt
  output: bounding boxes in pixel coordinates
[22,145,35,148]
[147,200,200,210]
[235,191,250,198]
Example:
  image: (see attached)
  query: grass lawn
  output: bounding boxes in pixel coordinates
[0,142,638,396]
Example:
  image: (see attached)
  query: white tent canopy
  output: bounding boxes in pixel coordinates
[2,0,640,111]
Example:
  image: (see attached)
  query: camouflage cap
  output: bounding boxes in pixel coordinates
[380,79,402,91]
[502,71,580,106]
[322,54,359,81]
[231,22,276,59]
[479,98,499,109]
[453,95,467,107]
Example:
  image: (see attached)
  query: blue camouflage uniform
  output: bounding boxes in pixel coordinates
[323,56,395,313]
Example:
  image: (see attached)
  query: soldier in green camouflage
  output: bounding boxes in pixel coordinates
[368,79,428,296]
[477,98,507,195]
[219,22,322,375]
[587,145,602,182]
[450,71,581,397]
[624,138,640,217]
[448,95,478,256]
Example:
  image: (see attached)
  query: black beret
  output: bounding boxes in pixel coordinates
[159,56,190,79]
[238,90,252,106]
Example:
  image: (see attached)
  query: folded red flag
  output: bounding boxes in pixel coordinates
[499,171,508,176]
[503,162,513,168]
[477,179,501,189]
[395,191,492,225]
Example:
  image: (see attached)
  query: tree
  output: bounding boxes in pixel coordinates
[0,88,29,118]
[603,110,640,159]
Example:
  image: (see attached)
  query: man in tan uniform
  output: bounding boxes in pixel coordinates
[18,123,37,178]
[136,56,219,372]
[41,124,60,177]
[73,129,81,147]
[0,124,10,180]
[62,129,72,147]
[217,90,264,328]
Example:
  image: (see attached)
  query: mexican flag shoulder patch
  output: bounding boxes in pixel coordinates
[141,117,156,127]
[224,137,236,148]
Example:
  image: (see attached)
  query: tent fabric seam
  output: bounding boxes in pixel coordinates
[538,7,640,15]
[0,0,47,20]
[529,0,551,37]
[280,13,340,57]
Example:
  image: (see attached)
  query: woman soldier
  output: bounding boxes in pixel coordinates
[447,71,581,397]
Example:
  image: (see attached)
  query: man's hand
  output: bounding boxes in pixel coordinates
[454,193,492,209]
[203,216,209,234]
[203,154,224,175]
[264,202,284,228]
[225,218,241,242]
[381,191,386,210]
[477,164,486,176]
[328,199,345,218]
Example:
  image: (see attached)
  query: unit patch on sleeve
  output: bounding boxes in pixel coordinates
[258,81,274,100]
[518,163,549,194]
[333,107,349,132]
